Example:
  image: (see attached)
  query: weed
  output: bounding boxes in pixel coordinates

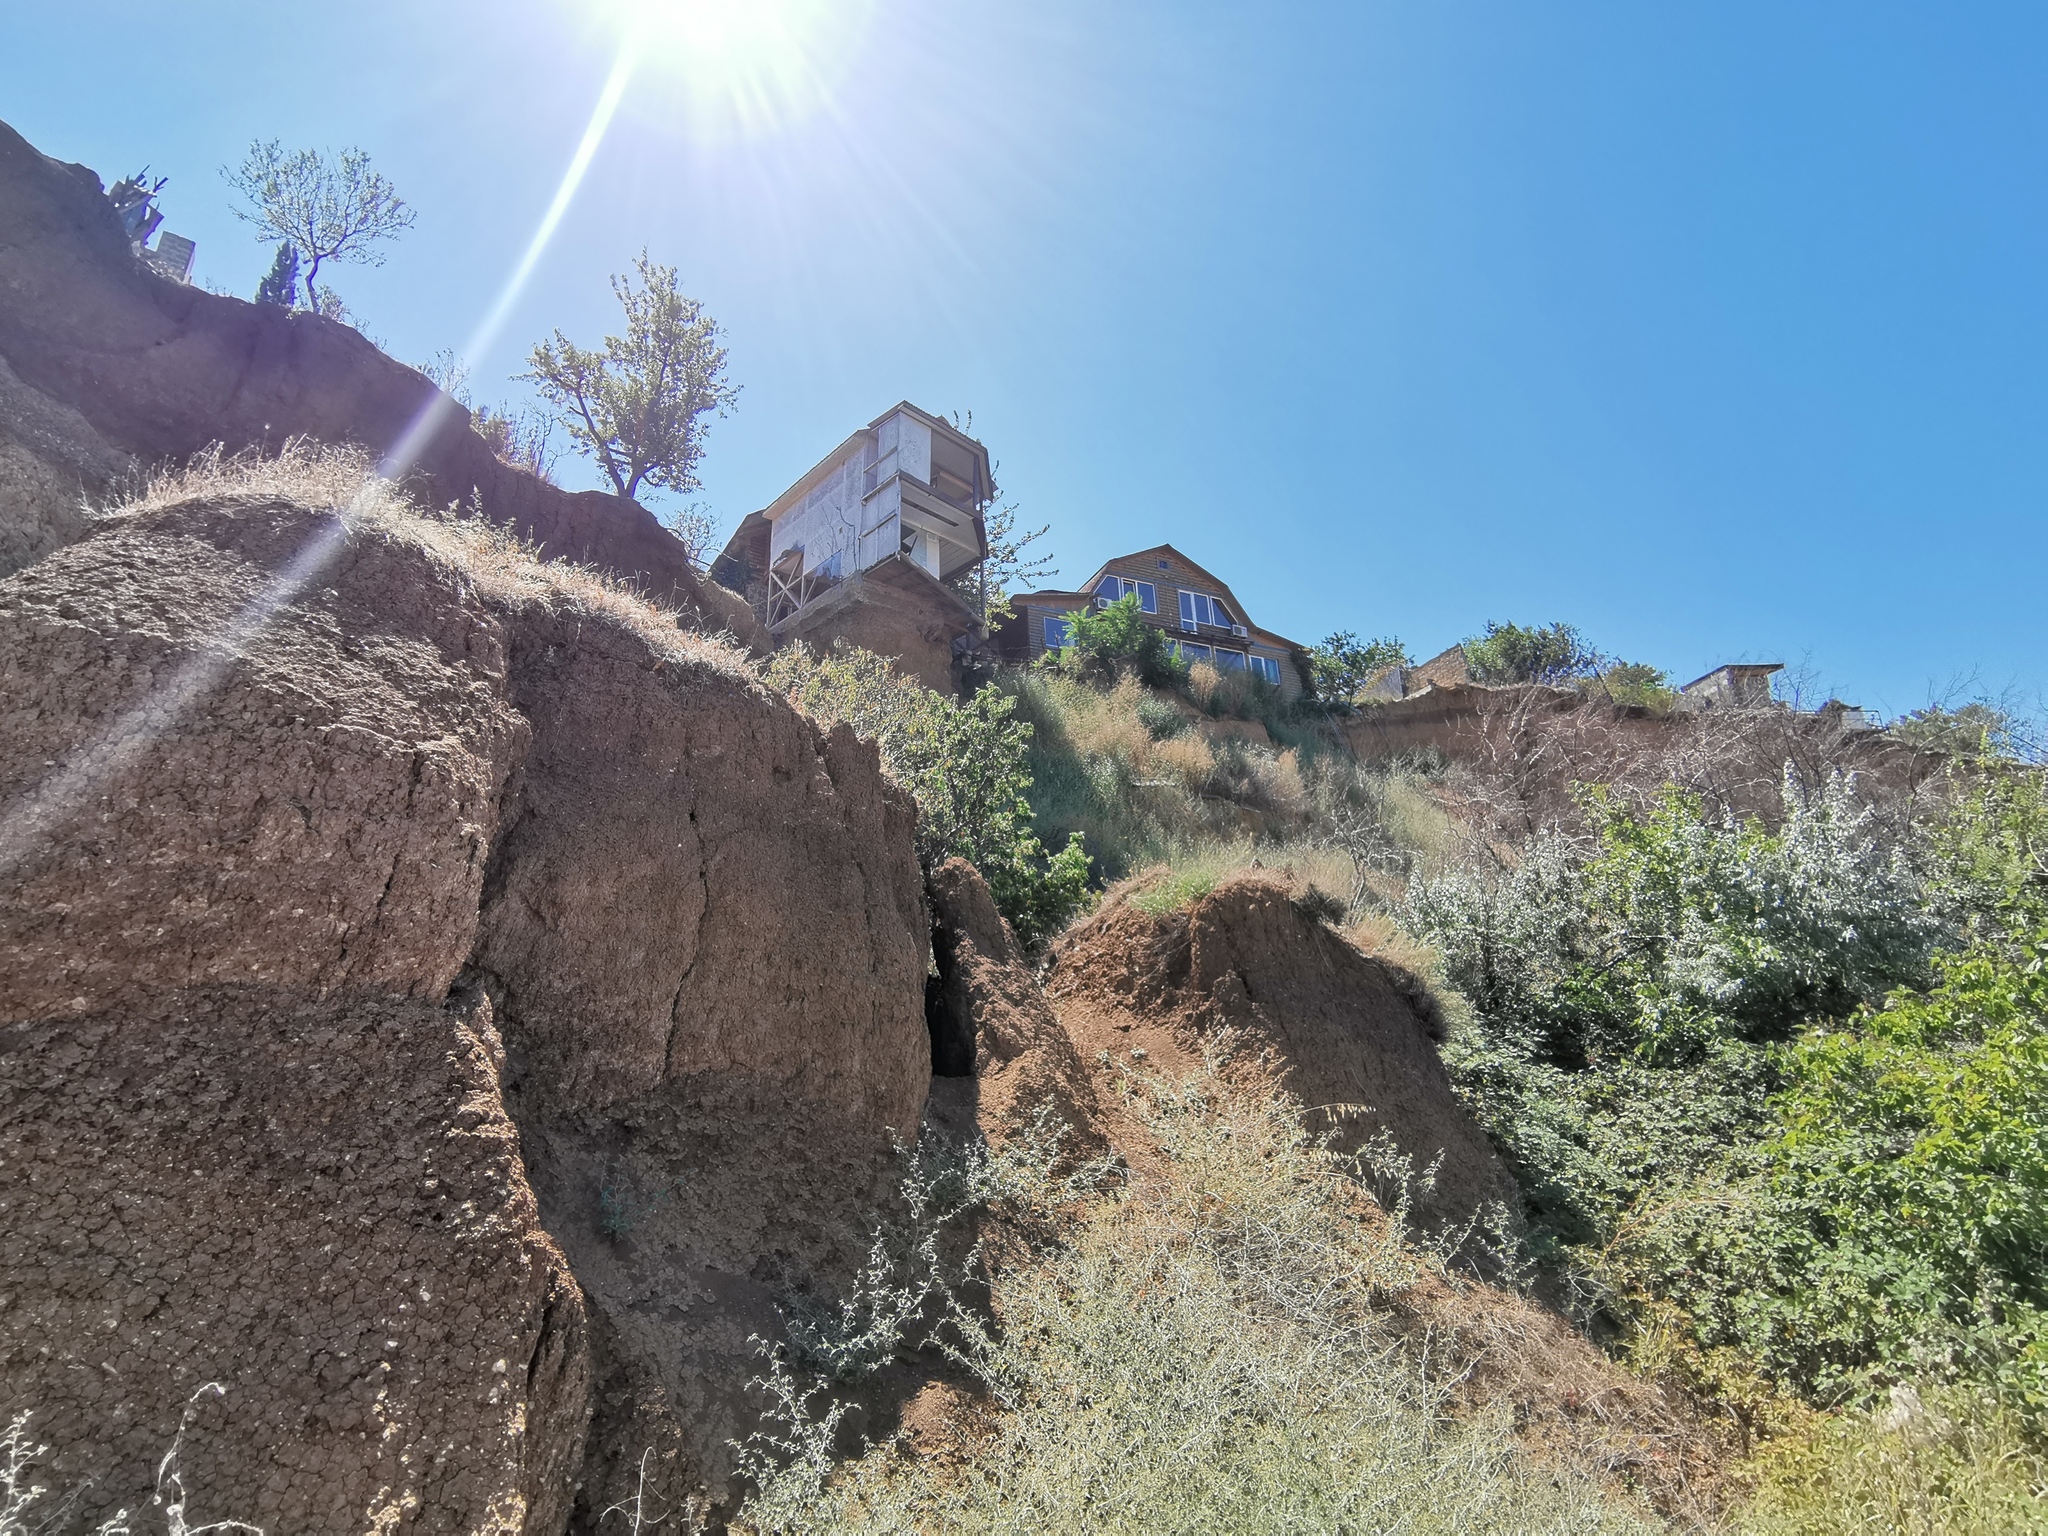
[734,1066,1655,1535]
[0,1385,262,1536]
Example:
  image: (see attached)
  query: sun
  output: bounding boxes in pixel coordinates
[595,0,875,139]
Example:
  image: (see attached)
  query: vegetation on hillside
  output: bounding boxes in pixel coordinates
[765,644,1091,949]
[738,1063,1660,1535]
[755,573,2048,1530]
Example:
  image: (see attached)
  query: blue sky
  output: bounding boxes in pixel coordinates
[6,2,2045,715]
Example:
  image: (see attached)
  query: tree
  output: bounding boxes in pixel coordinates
[1581,661,1676,711]
[950,500,1055,625]
[254,242,299,307]
[523,252,739,505]
[1307,631,1410,702]
[658,503,721,566]
[1053,592,1186,689]
[223,141,414,310]
[1460,621,1603,686]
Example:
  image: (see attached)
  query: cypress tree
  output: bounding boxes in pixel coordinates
[255,242,300,307]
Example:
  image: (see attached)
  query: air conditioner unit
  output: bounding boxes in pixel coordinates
[1230,624,1249,638]
[1095,596,1113,609]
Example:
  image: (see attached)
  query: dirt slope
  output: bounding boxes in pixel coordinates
[921,857,1107,1159]
[1045,873,1518,1227]
[0,479,932,1529]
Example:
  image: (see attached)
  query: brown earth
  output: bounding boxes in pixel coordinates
[1345,681,1934,833]
[0,479,932,1529]
[0,118,762,649]
[920,858,1107,1161]
[1043,873,1518,1228]
[0,991,590,1535]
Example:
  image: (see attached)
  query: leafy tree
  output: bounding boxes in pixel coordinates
[950,500,1055,626]
[1051,592,1186,690]
[523,251,739,505]
[1581,661,1675,711]
[1460,621,1603,686]
[1306,631,1410,702]
[766,644,1093,948]
[223,141,414,310]
[254,242,299,307]
[1894,702,2038,763]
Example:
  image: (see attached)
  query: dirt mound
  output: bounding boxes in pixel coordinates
[921,858,1106,1159]
[1044,873,1516,1226]
[0,119,760,649]
[0,481,933,1526]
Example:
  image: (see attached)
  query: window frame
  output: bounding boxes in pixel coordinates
[1042,615,1072,650]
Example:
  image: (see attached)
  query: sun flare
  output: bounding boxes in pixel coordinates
[596,0,873,139]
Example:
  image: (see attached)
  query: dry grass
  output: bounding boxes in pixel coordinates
[1123,839,1357,917]
[119,440,750,678]
[1730,1387,2048,1535]
[738,1064,1660,1534]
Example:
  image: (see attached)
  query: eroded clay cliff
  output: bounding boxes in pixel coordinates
[0,472,931,1529]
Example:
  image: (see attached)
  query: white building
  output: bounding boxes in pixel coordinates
[713,403,995,691]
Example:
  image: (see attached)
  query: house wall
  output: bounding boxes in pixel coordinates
[1014,593,1305,701]
[768,410,954,585]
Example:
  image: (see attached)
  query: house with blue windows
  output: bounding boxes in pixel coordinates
[993,544,1309,698]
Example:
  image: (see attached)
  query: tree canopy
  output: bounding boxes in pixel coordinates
[1306,631,1410,702]
[1460,620,1604,686]
[224,142,413,312]
[523,252,739,506]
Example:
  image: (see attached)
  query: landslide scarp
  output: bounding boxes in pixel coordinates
[0,469,933,1530]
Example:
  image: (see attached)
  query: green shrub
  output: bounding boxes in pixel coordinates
[1135,694,1188,739]
[1410,763,2048,1421]
[1408,774,1939,1257]
[1617,926,2048,1416]
[1893,703,2035,763]
[1582,662,1677,712]
[1048,591,1187,688]
[1732,1386,2048,1535]
[1460,620,1603,686]
[766,645,1093,947]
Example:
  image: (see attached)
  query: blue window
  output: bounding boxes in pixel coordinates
[1043,615,1073,650]
[1216,649,1248,672]
[1175,640,1212,663]
[1096,575,1157,613]
[1177,590,1232,630]
[1249,654,1282,685]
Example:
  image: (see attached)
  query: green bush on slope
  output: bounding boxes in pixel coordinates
[766,644,1090,948]
[1406,763,2048,1423]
